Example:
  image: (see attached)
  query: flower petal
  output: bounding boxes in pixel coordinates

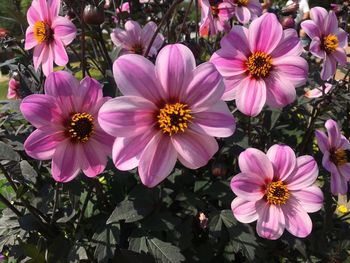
[309,38,325,59]
[231,197,258,223]
[332,48,347,66]
[300,20,321,39]
[274,56,308,87]
[78,77,103,113]
[325,119,341,148]
[53,39,68,66]
[271,28,303,58]
[256,203,285,240]
[330,167,348,195]
[230,172,265,201]
[286,156,318,190]
[339,163,350,181]
[52,16,77,46]
[324,11,338,36]
[41,43,54,76]
[81,140,108,177]
[310,7,328,27]
[27,5,41,25]
[267,144,296,181]
[220,25,250,57]
[315,130,330,153]
[124,20,142,43]
[292,186,324,213]
[321,54,336,80]
[235,6,251,24]
[265,73,296,108]
[25,26,37,50]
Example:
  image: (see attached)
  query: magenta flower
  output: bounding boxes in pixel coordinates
[301,7,347,80]
[315,119,350,195]
[113,2,130,23]
[199,0,234,36]
[7,78,20,100]
[111,20,164,56]
[305,83,332,98]
[225,0,262,24]
[24,0,76,76]
[98,44,236,188]
[210,13,308,116]
[20,71,113,182]
[231,145,323,240]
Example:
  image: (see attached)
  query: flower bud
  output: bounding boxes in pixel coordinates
[280,16,295,29]
[83,5,105,25]
[211,161,228,177]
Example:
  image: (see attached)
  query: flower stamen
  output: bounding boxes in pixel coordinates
[330,148,347,166]
[157,103,193,136]
[33,21,53,44]
[130,44,144,55]
[323,34,338,53]
[265,181,290,205]
[67,112,94,143]
[237,0,248,6]
[246,51,272,78]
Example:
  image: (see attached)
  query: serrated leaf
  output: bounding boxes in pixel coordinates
[146,237,185,263]
[0,141,20,161]
[20,160,37,184]
[92,225,120,263]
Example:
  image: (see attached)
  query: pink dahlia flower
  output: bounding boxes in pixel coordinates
[98,44,236,188]
[315,119,350,195]
[231,145,323,240]
[7,79,20,100]
[111,20,164,56]
[305,83,332,98]
[20,71,113,182]
[210,13,308,116]
[24,0,77,76]
[301,7,348,80]
[113,2,130,23]
[199,0,235,36]
[225,0,262,24]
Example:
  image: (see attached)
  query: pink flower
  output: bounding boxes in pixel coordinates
[305,83,332,98]
[301,7,348,80]
[24,0,77,76]
[199,0,235,36]
[111,20,164,56]
[210,13,308,116]
[7,79,20,99]
[231,145,323,240]
[98,44,236,188]
[113,2,130,23]
[20,71,113,182]
[315,119,350,195]
[225,0,262,24]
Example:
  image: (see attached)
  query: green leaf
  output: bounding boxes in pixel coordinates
[92,224,120,263]
[146,237,185,263]
[20,243,45,263]
[20,160,37,184]
[0,142,20,161]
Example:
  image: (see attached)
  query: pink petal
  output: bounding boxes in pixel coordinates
[171,131,218,169]
[324,11,338,35]
[267,144,296,181]
[332,48,347,66]
[81,140,108,177]
[142,21,164,52]
[340,135,350,150]
[25,26,37,50]
[78,77,103,113]
[325,119,341,148]
[230,172,265,201]
[112,129,156,170]
[24,128,66,160]
[292,186,324,213]
[98,96,156,137]
[155,44,196,99]
[305,83,332,98]
[282,197,312,238]
[27,5,41,25]
[221,74,245,101]
[38,0,49,21]
[53,39,68,66]
[300,20,321,39]
[265,73,296,108]
[48,0,60,20]
[310,7,328,26]
[52,16,77,46]
[339,163,350,181]
[315,130,330,153]
[271,29,303,58]
[249,13,283,54]
[113,54,165,102]
[33,44,46,71]
[111,27,132,48]
[309,38,325,59]
[183,62,224,110]
[235,6,251,24]
[138,132,177,187]
[51,141,81,182]
[41,44,54,76]
[231,197,258,223]
[190,101,235,137]
[322,151,337,174]
[330,167,348,195]
[238,148,274,182]
[274,56,308,87]
[124,20,142,44]
[210,50,247,78]
[235,77,266,117]
[337,28,348,48]
[286,156,318,190]
[220,25,250,57]
[256,203,285,240]
[321,55,336,81]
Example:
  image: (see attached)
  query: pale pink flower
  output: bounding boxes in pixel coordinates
[111,20,164,56]
[98,44,236,188]
[113,2,130,23]
[225,0,262,24]
[20,71,113,182]
[305,83,332,98]
[231,145,323,240]
[198,212,209,229]
[7,79,20,100]
[24,0,77,76]
[199,0,235,36]
[210,13,308,116]
[315,119,350,195]
[301,7,348,80]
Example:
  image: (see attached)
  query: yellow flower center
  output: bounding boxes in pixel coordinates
[330,148,347,166]
[33,21,53,44]
[265,181,290,205]
[338,205,348,214]
[131,44,144,55]
[67,112,94,143]
[237,0,248,6]
[323,34,339,53]
[246,51,273,78]
[157,103,193,136]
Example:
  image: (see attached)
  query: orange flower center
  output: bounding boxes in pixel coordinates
[323,34,339,53]
[265,181,290,205]
[130,44,144,55]
[246,51,272,78]
[33,21,53,44]
[67,112,94,143]
[237,0,248,6]
[157,103,192,136]
[330,148,347,166]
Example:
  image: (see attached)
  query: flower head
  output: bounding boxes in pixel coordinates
[315,119,350,195]
[113,2,130,23]
[20,71,113,182]
[226,0,262,24]
[24,0,77,76]
[7,79,20,99]
[199,0,234,36]
[301,7,348,80]
[231,145,323,239]
[210,13,308,116]
[111,20,164,56]
[305,83,332,98]
[98,44,236,187]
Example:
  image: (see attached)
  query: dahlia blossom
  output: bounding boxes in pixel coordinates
[305,83,332,98]
[24,0,77,76]
[199,0,234,36]
[315,119,350,195]
[301,7,347,80]
[98,44,236,188]
[113,2,130,23]
[226,0,262,24]
[210,13,308,116]
[7,79,20,100]
[20,71,113,182]
[231,145,323,240]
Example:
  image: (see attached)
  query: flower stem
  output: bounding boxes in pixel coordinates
[0,192,22,217]
[50,183,60,225]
